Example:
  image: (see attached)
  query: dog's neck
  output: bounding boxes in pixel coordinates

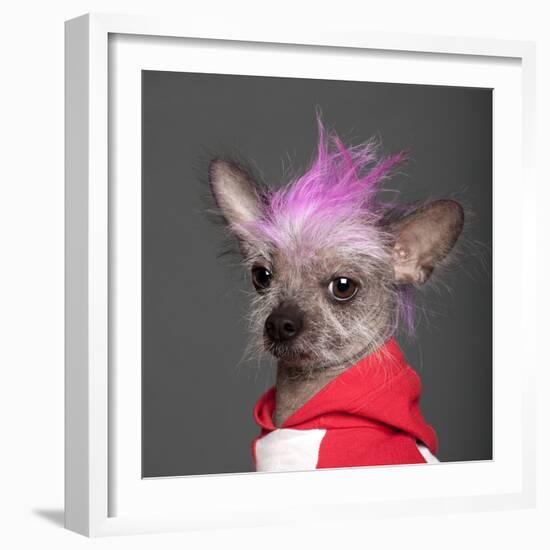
[272,340,387,426]
[273,363,344,427]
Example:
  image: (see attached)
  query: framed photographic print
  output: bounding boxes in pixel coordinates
[65,13,537,536]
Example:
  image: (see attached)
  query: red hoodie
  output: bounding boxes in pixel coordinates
[252,339,438,471]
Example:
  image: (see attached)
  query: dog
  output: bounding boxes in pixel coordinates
[208,119,463,471]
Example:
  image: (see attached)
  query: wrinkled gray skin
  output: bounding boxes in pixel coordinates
[209,159,464,426]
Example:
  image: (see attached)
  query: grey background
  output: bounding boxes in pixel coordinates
[142,70,492,477]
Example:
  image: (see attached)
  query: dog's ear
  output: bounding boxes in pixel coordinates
[390,199,464,285]
[208,159,263,238]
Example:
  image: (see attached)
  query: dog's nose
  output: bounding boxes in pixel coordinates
[265,305,304,342]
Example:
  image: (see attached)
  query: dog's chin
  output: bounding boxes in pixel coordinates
[264,339,311,363]
[264,337,374,371]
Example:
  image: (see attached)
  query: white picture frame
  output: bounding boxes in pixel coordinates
[65,12,537,537]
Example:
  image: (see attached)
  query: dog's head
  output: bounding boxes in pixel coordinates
[209,121,464,370]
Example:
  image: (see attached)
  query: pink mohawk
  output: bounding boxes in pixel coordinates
[248,119,407,259]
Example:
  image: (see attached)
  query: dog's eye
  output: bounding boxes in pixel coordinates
[251,266,272,292]
[329,277,358,301]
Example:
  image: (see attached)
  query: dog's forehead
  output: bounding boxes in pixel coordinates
[270,245,359,282]
[272,247,325,272]
[250,212,389,280]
